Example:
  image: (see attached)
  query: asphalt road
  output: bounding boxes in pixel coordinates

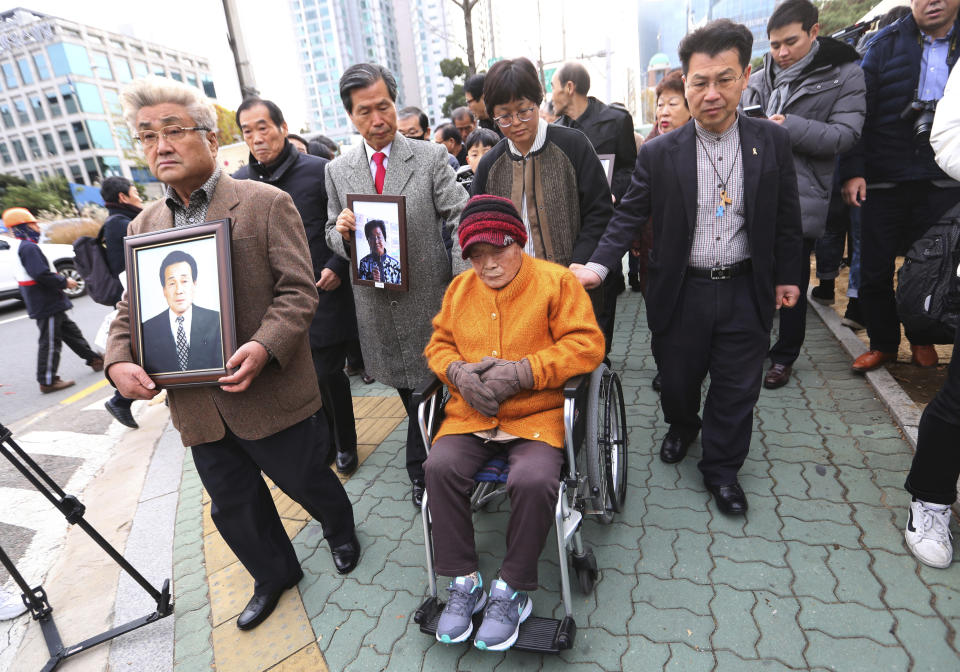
[0,294,113,425]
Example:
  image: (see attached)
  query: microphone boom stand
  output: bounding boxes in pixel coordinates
[0,421,173,672]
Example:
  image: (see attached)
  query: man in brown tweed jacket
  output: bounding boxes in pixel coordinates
[105,77,360,631]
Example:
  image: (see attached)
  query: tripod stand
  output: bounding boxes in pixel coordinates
[0,421,173,672]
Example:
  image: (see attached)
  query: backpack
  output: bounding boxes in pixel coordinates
[896,204,960,344]
[73,227,123,306]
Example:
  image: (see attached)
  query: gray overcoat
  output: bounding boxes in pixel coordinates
[742,36,865,239]
[325,133,468,389]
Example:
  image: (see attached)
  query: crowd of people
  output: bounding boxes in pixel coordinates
[5,0,960,654]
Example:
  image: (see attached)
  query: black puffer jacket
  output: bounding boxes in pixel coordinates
[233,141,358,347]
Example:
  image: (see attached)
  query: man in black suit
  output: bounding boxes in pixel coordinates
[141,249,223,374]
[573,19,802,515]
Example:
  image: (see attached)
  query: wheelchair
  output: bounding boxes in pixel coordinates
[411,363,628,652]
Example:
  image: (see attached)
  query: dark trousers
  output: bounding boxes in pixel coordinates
[769,237,815,366]
[596,269,623,356]
[346,339,364,371]
[653,273,768,485]
[860,183,960,352]
[109,390,133,408]
[424,434,563,591]
[36,311,98,385]
[397,387,427,484]
[904,321,960,505]
[312,343,357,456]
[191,415,355,595]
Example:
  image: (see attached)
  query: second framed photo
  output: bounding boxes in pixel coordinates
[124,219,237,388]
[347,193,408,291]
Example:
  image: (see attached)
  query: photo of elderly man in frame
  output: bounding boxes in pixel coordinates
[140,247,223,374]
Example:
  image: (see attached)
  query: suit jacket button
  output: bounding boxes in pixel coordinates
[390,300,399,308]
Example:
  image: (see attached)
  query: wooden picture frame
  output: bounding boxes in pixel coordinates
[597,154,615,187]
[123,219,237,388]
[346,193,409,292]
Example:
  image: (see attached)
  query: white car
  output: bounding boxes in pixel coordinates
[0,234,86,301]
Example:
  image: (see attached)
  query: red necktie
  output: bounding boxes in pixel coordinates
[372,151,386,194]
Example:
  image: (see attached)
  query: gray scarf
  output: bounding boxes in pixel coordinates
[765,39,820,117]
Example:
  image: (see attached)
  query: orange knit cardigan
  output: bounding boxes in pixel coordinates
[424,254,605,449]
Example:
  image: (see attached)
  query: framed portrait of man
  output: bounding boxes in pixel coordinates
[123,219,237,388]
[347,194,408,292]
[597,154,615,187]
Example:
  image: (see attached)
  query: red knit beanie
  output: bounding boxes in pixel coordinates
[458,194,527,259]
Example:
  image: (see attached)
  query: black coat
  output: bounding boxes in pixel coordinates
[233,141,358,348]
[557,97,637,202]
[141,305,223,374]
[102,203,142,276]
[590,116,803,335]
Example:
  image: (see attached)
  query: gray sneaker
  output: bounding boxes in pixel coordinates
[436,575,487,644]
[474,579,532,651]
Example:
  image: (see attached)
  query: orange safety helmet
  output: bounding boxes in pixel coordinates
[2,207,38,230]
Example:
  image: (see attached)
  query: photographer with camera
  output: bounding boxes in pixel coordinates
[840,0,960,373]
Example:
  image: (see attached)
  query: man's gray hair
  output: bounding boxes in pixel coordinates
[339,63,398,113]
[121,76,217,133]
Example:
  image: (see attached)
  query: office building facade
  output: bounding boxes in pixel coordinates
[0,7,218,187]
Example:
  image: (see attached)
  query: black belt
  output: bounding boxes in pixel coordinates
[686,259,752,280]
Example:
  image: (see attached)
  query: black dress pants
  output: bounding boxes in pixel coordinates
[36,311,99,385]
[768,237,815,366]
[904,320,960,505]
[397,387,427,484]
[860,183,960,352]
[312,342,357,456]
[653,273,769,485]
[191,414,355,596]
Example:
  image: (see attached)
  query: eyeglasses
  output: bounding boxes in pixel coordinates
[686,72,745,93]
[493,106,537,128]
[134,125,209,147]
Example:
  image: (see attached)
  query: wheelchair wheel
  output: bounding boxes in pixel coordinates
[584,366,628,524]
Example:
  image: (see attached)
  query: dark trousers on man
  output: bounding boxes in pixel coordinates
[768,238,815,366]
[653,273,769,486]
[424,434,563,591]
[397,387,427,483]
[904,320,960,505]
[191,414,355,596]
[860,182,960,352]
[312,343,357,457]
[596,269,623,356]
[36,311,99,385]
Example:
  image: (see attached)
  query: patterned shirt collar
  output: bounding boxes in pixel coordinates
[165,166,221,227]
[694,116,740,143]
[506,117,548,158]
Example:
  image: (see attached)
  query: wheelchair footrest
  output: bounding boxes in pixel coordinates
[415,597,576,652]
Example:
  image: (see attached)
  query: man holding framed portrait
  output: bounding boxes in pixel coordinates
[105,76,360,632]
[326,63,468,510]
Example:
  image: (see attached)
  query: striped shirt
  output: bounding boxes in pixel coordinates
[690,118,750,269]
[164,166,222,227]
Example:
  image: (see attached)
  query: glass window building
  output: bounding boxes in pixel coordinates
[0,7,218,186]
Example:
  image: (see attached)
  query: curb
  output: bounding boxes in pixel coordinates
[808,294,922,448]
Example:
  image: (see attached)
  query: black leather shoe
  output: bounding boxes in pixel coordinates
[706,481,748,515]
[652,371,662,392]
[236,571,302,630]
[336,449,359,475]
[411,480,425,510]
[659,431,693,464]
[361,373,375,384]
[330,532,361,574]
[104,399,138,428]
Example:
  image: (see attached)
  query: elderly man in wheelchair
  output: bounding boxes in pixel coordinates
[419,195,606,652]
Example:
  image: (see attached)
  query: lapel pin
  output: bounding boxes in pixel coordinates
[752,147,758,155]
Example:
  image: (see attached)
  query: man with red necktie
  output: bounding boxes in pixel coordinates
[325,63,468,510]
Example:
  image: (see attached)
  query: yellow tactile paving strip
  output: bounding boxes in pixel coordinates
[201,395,406,671]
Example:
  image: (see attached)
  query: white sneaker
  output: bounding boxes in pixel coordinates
[0,588,27,620]
[905,500,954,569]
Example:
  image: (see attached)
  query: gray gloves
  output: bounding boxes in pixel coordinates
[447,359,499,417]
[479,357,534,403]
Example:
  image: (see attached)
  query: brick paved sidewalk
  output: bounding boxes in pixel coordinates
[170,291,960,671]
